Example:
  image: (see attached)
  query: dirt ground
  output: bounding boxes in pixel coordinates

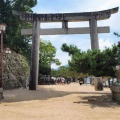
[0,83,120,120]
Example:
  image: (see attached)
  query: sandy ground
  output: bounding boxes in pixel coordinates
[0,83,120,120]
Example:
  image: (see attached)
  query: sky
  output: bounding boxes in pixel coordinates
[32,0,120,69]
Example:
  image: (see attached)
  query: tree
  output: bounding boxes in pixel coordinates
[39,40,61,75]
[114,32,120,37]
[51,65,88,79]
[61,43,117,77]
[51,66,69,77]
[61,43,80,56]
[0,0,37,58]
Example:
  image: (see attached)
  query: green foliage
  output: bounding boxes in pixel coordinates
[51,65,87,78]
[0,0,37,59]
[51,66,69,77]
[61,43,81,55]
[39,40,61,75]
[61,43,118,77]
[114,32,120,37]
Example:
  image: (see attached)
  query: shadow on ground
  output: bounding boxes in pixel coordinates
[73,94,120,108]
[2,86,76,102]
[2,87,107,102]
[1,85,119,108]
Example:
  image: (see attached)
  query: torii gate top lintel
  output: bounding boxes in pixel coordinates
[12,7,119,22]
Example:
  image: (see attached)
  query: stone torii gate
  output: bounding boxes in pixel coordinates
[13,7,119,90]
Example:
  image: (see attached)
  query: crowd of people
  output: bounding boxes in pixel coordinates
[38,76,72,85]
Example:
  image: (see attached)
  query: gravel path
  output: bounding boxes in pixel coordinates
[0,83,120,120]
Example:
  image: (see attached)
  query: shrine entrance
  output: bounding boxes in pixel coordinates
[13,7,119,90]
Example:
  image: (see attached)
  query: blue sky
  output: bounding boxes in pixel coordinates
[32,0,120,69]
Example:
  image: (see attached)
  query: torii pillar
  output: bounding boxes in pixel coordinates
[29,20,40,90]
[89,18,99,49]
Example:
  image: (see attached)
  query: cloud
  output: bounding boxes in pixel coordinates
[75,0,119,12]
[99,38,113,51]
[97,0,120,10]
[51,52,71,69]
